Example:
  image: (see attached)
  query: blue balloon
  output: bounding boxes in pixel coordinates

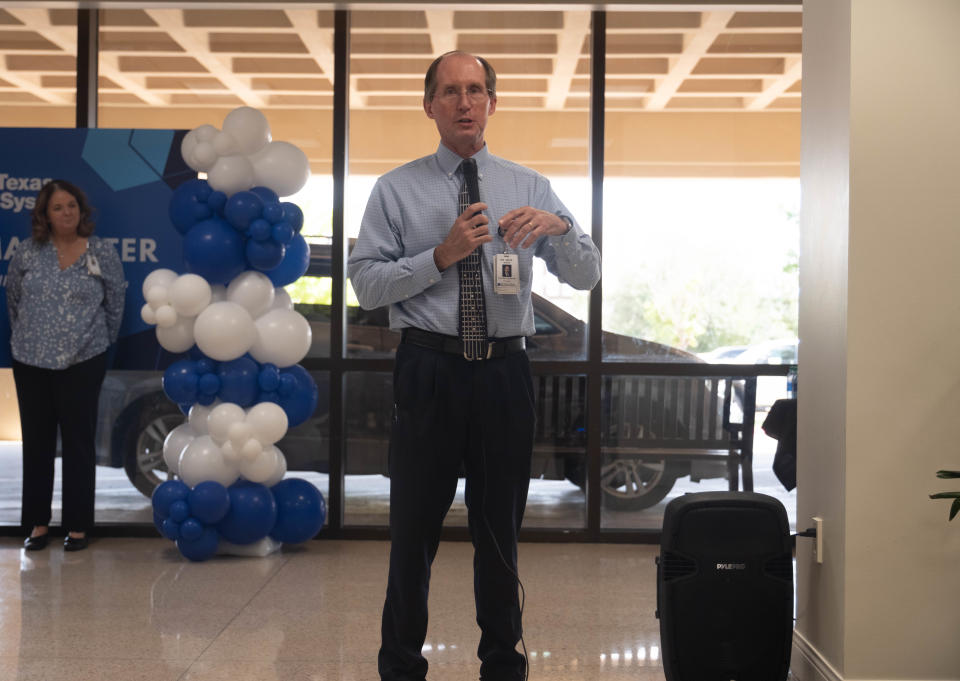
[248,218,272,242]
[207,190,228,216]
[267,233,310,287]
[271,221,294,246]
[217,481,277,545]
[198,372,221,396]
[224,191,264,232]
[169,499,190,523]
[281,202,304,233]
[277,364,318,427]
[258,390,280,404]
[178,403,192,415]
[262,202,284,223]
[163,360,199,405]
[153,510,166,536]
[197,392,217,406]
[278,373,296,397]
[188,481,231,525]
[270,478,326,543]
[246,238,285,271]
[258,364,280,392]
[162,517,181,541]
[169,179,213,234]
[217,356,260,407]
[183,216,246,285]
[196,358,216,375]
[179,517,204,542]
[250,186,279,206]
[177,526,219,562]
[152,479,190,519]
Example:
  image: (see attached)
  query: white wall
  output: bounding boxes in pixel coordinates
[797,1,960,679]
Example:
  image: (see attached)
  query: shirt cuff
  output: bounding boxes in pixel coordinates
[411,248,443,294]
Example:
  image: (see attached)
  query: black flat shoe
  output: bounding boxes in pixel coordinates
[63,535,89,552]
[24,534,50,551]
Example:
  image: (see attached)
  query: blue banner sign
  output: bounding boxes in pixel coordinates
[0,127,194,369]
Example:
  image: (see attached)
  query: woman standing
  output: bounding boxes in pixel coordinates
[5,180,126,551]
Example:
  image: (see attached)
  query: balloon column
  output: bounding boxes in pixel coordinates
[145,106,325,561]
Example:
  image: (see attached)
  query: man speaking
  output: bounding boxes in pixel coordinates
[349,51,600,681]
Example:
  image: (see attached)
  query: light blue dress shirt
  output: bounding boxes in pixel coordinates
[348,144,600,338]
[6,235,126,370]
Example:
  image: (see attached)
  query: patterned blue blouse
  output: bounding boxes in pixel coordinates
[5,235,127,370]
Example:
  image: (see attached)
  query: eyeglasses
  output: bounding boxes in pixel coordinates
[435,85,491,103]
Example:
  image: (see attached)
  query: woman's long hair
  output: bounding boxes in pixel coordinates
[30,179,95,243]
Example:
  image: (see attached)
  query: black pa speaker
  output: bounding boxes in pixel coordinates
[656,492,793,681]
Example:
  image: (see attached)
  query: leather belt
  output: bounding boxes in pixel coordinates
[401,328,526,361]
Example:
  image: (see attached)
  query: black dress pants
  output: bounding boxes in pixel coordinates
[12,352,107,533]
[378,342,535,681]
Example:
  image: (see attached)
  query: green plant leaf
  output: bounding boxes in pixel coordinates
[936,470,960,478]
[930,492,960,499]
[950,499,960,521]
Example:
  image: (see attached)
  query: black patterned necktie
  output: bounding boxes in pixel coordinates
[457,159,488,360]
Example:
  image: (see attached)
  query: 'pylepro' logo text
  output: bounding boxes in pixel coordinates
[716,562,747,571]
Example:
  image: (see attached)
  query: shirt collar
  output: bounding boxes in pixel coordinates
[436,143,491,181]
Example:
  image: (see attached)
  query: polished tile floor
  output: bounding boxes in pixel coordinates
[0,537,671,681]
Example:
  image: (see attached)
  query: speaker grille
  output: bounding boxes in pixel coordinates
[661,551,697,582]
[764,553,794,583]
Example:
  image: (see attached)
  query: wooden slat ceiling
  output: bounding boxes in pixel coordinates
[0,7,801,113]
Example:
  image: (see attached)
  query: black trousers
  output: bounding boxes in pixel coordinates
[379,342,535,681]
[12,352,107,533]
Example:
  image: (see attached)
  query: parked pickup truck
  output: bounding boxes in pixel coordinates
[100,245,756,511]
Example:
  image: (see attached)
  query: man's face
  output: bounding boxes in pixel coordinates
[424,53,497,157]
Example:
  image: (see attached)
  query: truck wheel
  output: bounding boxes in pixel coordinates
[600,456,682,511]
[117,393,183,498]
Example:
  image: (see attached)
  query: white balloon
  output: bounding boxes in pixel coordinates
[155,316,195,353]
[145,285,169,308]
[141,303,157,325]
[271,288,293,311]
[162,422,195,475]
[228,421,255,449]
[143,269,178,300]
[169,273,212,317]
[251,141,310,197]
[193,141,218,172]
[207,154,255,196]
[178,435,239,488]
[246,402,288,445]
[220,440,239,464]
[249,309,312,367]
[240,445,282,484]
[193,301,256,362]
[188,402,215,435]
[180,125,218,172]
[222,106,271,156]
[195,124,218,143]
[155,305,177,328]
[213,130,239,156]
[240,438,263,462]
[227,271,275,318]
[262,447,287,488]
[207,402,246,444]
[209,284,228,304]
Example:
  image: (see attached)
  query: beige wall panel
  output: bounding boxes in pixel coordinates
[0,107,75,128]
[349,109,799,177]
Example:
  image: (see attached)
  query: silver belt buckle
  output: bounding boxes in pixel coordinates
[463,341,493,361]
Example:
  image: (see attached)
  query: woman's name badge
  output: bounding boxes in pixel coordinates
[86,253,101,276]
[494,253,519,295]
